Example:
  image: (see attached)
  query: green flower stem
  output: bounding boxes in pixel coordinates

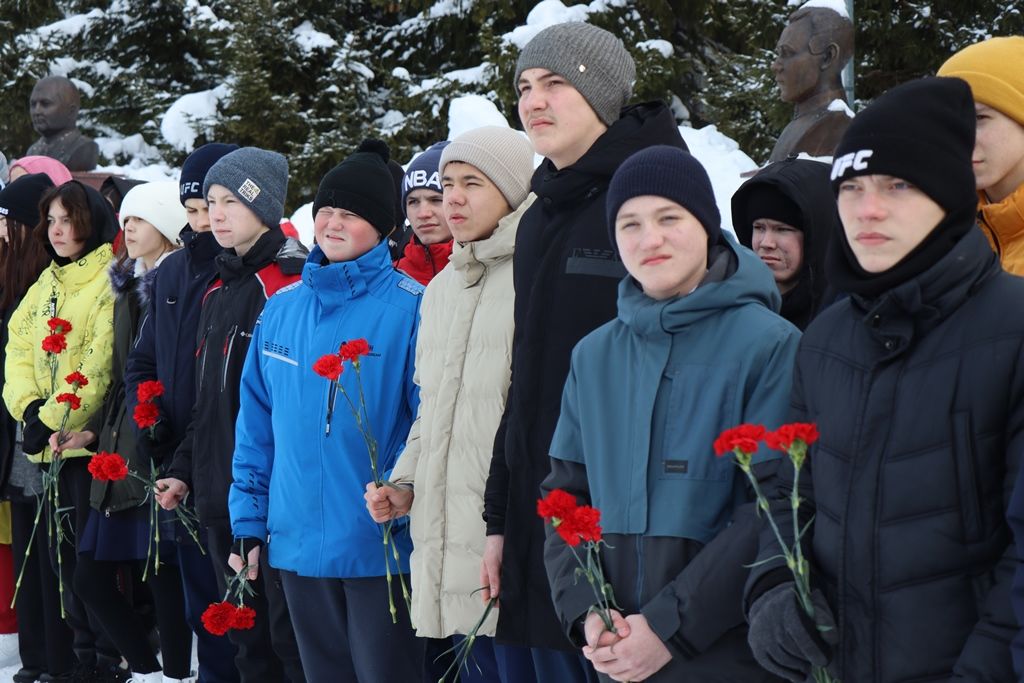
[10,490,46,608]
[439,597,497,682]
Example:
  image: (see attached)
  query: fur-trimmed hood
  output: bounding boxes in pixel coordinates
[108,257,162,309]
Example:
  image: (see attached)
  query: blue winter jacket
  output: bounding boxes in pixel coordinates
[229,241,423,578]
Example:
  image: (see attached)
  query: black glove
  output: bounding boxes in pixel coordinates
[747,582,838,682]
[21,399,53,455]
[229,537,265,560]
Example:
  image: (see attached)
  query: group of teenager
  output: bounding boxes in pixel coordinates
[0,19,1022,683]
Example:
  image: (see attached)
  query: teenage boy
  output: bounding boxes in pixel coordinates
[395,141,454,284]
[154,147,307,683]
[228,140,424,682]
[483,21,686,681]
[124,142,241,683]
[746,77,1020,682]
[938,36,1024,275]
[366,126,538,683]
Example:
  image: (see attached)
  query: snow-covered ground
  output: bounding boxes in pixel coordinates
[0,634,200,682]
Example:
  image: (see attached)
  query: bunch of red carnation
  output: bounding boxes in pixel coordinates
[201,601,256,636]
[133,380,164,431]
[41,317,72,355]
[87,451,129,482]
[536,489,603,547]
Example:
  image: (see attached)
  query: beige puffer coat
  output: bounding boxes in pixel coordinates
[392,196,533,638]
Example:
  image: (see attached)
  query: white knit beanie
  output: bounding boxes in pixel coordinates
[439,127,536,208]
[119,181,187,245]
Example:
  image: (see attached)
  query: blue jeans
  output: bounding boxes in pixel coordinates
[449,635,535,683]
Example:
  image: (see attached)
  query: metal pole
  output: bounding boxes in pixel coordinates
[844,0,855,106]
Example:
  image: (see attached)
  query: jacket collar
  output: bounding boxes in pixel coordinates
[852,227,999,357]
[50,243,113,289]
[616,233,776,338]
[302,240,395,307]
[182,228,222,267]
[449,195,534,286]
[978,183,1024,245]
[216,228,286,283]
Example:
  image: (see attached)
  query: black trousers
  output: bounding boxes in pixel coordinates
[44,457,120,670]
[10,495,75,676]
[74,551,192,677]
[280,571,424,683]
[205,519,305,683]
[176,533,240,683]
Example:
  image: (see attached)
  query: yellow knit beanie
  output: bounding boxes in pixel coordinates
[938,36,1024,126]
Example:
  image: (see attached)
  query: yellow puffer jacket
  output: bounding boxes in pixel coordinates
[3,244,115,463]
[391,196,533,638]
[978,184,1024,276]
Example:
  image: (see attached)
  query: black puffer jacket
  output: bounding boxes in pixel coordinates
[748,227,1021,682]
[483,101,686,648]
[164,228,305,524]
[732,157,838,330]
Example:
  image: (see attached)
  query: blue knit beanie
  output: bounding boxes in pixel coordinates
[401,141,449,216]
[179,143,239,205]
[606,146,721,252]
[203,147,289,229]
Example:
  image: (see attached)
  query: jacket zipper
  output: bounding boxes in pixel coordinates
[222,324,238,392]
[196,325,212,390]
[635,535,645,608]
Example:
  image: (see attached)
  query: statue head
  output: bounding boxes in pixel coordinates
[29,76,81,138]
[772,6,854,104]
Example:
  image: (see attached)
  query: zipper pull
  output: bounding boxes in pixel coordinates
[49,295,57,318]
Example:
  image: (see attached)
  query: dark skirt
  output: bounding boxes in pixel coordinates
[78,504,175,563]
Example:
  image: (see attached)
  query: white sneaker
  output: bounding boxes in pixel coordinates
[129,672,163,683]
[163,673,197,683]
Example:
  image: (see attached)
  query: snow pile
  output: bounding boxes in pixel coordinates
[293,21,338,54]
[678,125,759,234]
[789,0,850,20]
[827,98,855,118]
[503,0,625,48]
[637,39,674,58]
[160,85,231,153]
[447,95,514,138]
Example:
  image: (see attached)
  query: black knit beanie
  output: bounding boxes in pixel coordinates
[606,145,721,252]
[738,184,804,240]
[827,77,978,298]
[312,139,396,237]
[0,173,54,228]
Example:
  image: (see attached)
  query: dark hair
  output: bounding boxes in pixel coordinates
[0,217,51,310]
[34,181,93,248]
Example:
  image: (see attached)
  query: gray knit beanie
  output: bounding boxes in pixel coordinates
[203,147,289,228]
[439,127,536,208]
[514,22,636,127]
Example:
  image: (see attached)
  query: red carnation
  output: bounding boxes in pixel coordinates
[137,380,165,403]
[47,317,72,335]
[312,354,343,381]
[339,339,371,362]
[765,423,819,452]
[537,489,578,522]
[201,601,237,636]
[133,402,160,429]
[55,393,82,411]
[570,506,602,544]
[65,371,89,388]
[41,334,67,354]
[87,452,128,482]
[713,424,767,456]
[231,605,256,630]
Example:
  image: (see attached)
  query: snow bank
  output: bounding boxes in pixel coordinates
[160,85,231,153]
[678,125,759,234]
[447,95,513,138]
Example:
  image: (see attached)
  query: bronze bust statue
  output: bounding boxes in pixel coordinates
[25,76,99,172]
[768,6,854,163]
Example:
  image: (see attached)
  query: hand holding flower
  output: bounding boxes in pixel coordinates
[155,477,189,510]
[49,429,95,454]
[584,614,672,682]
[364,482,413,522]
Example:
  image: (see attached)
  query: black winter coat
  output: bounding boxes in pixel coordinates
[89,260,155,513]
[749,228,1021,682]
[124,227,221,464]
[483,101,686,648]
[164,228,305,524]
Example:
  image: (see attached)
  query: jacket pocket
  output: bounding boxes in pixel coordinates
[951,411,983,543]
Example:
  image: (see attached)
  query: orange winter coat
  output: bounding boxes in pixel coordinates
[978,184,1024,275]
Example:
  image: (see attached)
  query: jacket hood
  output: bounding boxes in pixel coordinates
[450,194,534,286]
[616,232,780,335]
[46,181,120,265]
[732,158,837,325]
[302,239,398,308]
[530,101,687,209]
[978,183,1024,247]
